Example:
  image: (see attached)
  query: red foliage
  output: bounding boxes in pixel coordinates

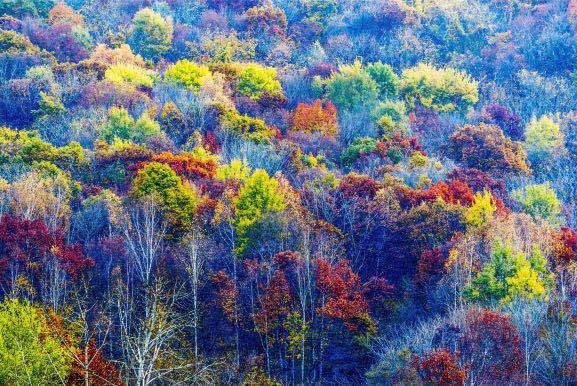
[399,180,475,209]
[255,270,292,333]
[54,242,94,278]
[0,214,53,263]
[316,258,372,332]
[416,247,446,287]
[292,100,338,137]
[0,215,93,279]
[362,276,394,302]
[448,123,530,177]
[446,167,507,199]
[338,174,381,200]
[138,151,218,180]
[67,339,123,386]
[273,251,303,271]
[376,132,423,163]
[553,227,577,268]
[413,348,467,386]
[460,308,524,384]
[211,270,240,324]
[204,131,221,153]
[244,5,287,37]
[0,215,93,297]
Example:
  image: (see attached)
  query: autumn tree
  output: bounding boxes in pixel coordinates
[413,348,467,386]
[460,308,524,384]
[325,61,379,111]
[292,99,338,138]
[448,123,530,176]
[315,258,374,334]
[164,60,212,91]
[0,298,70,385]
[513,183,563,226]
[128,8,173,61]
[464,242,553,305]
[130,162,198,234]
[234,169,286,256]
[236,62,283,100]
[399,63,478,113]
[524,115,564,162]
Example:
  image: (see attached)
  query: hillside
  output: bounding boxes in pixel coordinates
[1,0,577,384]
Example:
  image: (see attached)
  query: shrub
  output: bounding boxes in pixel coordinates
[325,61,379,111]
[292,99,338,137]
[237,62,283,100]
[164,59,211,91]
[128,8,173,61]
[513,183,563,226]
[399,63,478,113]
[365,61,399,99]
[105,63,155,89]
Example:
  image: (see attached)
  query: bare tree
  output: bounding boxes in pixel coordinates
[115,279,183,386]
[178,230,207,359]
[122,197,166,286]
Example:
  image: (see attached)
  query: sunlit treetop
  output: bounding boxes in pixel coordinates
[399,63,478,113]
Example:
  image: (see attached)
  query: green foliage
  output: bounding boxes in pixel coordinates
[365,62,399,99]
[341,137,377,165]
[105,63,156,88]
[128,8,173,61]
[0,298,70,385]
[465,190,497,228]
[0,29,41,54]
[524,115,564,158]
[373,100,408,136]
[0,127,86,172]
[0,0,55,17]
[325,61,379,111]
[34,91,65,117]
[221,108,276,143]
[131,162,198,232]
[102,107,133,142]
[192,32,255,63]
[164,59,211,91]
[234,169,286,256]
[399,63,478,112]
[513,183,563,226]
[237,63,283,100]
[372,100,406,123]
[464,242,553,304]
[134,112,162,143]
[102,107,162,144]
[216,159,252,181]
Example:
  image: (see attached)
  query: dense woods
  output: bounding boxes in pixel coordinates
[1,0,577,384]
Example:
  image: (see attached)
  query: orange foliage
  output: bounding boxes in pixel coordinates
[142,152,218,180]
[413,348,467,386]
[399,180,475,208]
[553,227,577,269]
[211,270,240,324]
[316,258,372,332]
[48,2,84,26]
[255,270,292,334]
[292,100,338,137]
[67,339,123,386]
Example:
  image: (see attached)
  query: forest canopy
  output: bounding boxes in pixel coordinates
[1,0,577,384]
